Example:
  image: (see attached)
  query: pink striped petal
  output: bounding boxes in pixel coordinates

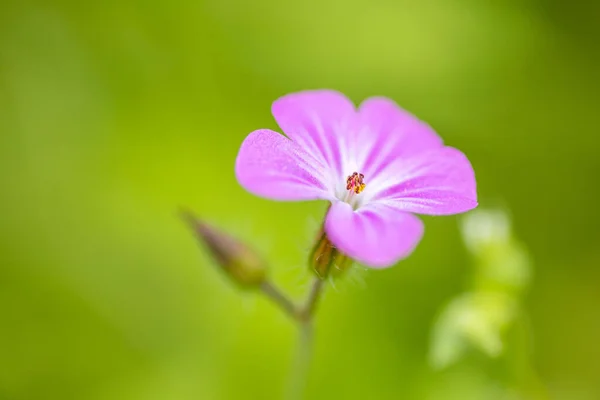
[356,97,444,179]
[271,90,355,180]
[371,147,478,215]
[235,129,335,201]
[325,201,424,268]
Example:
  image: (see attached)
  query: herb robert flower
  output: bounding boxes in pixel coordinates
[235,90,477,268]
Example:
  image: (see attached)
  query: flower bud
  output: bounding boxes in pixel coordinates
[181,209,267,288]
[309,229,352,279]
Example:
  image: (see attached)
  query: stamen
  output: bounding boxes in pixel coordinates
[346,172,366,195]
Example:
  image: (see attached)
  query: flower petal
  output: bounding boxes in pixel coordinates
[235,129,335,201]
[271,90,356,181]
[371,146,478,215]
[356,97,444,179]
[325,201,424,268]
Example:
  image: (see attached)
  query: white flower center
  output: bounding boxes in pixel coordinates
[337,171,367,209]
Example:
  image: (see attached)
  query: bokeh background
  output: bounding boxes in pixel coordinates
[1,0,599,399]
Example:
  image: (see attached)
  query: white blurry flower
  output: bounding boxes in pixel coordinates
[461,208,532,293]
[461,209,511,254]
[430,207,533,370]
[430,292,517,370]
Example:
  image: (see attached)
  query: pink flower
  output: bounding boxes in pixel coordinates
[235,90,477,268]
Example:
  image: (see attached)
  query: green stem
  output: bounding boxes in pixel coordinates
[301,277,325,321]
[259,277,325,323]
[286,277,325,400]
[286,320,313,400]
[259,277,326,400]
[260,281,298,319]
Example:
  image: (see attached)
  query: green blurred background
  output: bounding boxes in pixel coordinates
[1,0,599,399]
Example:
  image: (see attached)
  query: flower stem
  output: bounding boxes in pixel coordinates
[259,277,326,400]
[302,277,325,321]
[259,277,325,323]
[260,281,299,319]
[286,319,313,400]
[287,277,325,400]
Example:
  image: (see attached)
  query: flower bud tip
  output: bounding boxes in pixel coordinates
[180,208,267,288]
